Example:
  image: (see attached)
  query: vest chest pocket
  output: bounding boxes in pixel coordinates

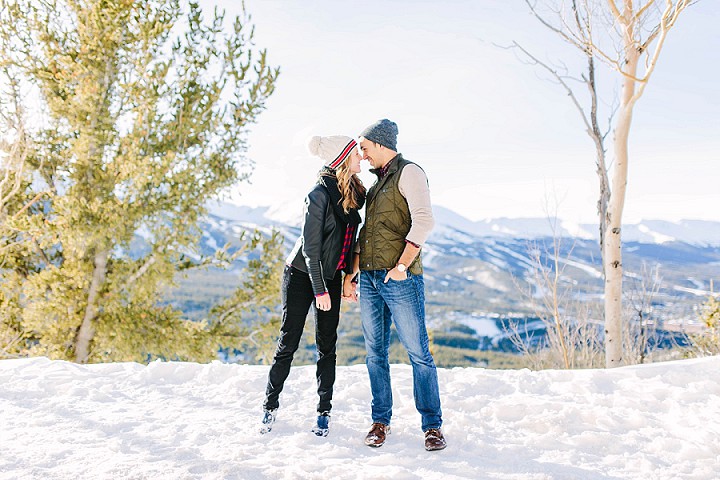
[372,188,398,214]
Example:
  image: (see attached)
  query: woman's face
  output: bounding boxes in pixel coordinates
[347,148,362,174]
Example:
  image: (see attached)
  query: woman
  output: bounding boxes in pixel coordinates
[260,135,365,437]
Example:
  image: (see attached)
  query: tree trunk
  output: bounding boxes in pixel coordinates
[604,3,640,367]
[603,203,624,367]
[75,249,109,363]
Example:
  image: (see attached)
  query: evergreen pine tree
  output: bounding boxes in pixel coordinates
[691,295,720,356]
[0,0,278,362]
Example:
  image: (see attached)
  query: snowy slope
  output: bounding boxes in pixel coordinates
[210,201,720,246]
[431,206,720,246]
[187,202,720,334]
[2,357,719,480]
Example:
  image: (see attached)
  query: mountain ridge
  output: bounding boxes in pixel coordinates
[208,201,720,247]
[158,201,720,364]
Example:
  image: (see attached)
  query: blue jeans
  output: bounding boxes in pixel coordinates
[359,270,442,431]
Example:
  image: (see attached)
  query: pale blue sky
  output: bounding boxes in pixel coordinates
[207,0,720,223]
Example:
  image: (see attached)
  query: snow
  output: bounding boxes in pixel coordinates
[637,224,676,244]
[559,221,595,240]
[210,201,720,246]
[555,257,604,279]
[468,270,509,293]
[672,285,716,297]
[201,231,219,251]
[2,356,720,480]
[453,313,505,337]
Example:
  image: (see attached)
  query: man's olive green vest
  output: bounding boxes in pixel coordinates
[359,155,423,274]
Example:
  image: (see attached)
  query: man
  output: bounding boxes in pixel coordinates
[347,118,446,451]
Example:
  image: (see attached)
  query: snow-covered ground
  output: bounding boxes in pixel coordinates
[2,356,719,480]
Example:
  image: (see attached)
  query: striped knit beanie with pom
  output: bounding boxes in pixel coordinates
[307,135,357,170]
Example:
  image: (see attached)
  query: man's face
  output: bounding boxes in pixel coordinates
[359,138,383,169]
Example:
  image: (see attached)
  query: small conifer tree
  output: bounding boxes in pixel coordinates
[0,0,278,362]
[690,295,720,356]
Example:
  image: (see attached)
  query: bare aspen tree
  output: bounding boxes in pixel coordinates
[518,0,693,367]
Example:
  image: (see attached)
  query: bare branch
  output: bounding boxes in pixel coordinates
[524,0,586,50]
[631,0,691,103]
[511,42,595,137]
[606,0,622,20]
[634,0,658,23]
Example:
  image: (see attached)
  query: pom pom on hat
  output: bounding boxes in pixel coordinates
[308,136,323,157]
[307,135,357,170]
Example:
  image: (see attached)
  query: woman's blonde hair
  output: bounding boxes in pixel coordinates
[335,148,366,213]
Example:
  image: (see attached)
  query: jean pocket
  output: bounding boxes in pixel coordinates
[387,270,411,282]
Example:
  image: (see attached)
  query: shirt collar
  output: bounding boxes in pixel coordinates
[378,158,395,178]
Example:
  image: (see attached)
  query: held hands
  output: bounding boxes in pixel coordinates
[315,293,331,311]
[384,266,408,283]
[342,276,358,303]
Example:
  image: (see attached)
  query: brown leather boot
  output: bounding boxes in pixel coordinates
[364,422,390,447]
[424,428,447,451]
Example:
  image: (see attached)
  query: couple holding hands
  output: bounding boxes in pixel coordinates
[259,119,446,452]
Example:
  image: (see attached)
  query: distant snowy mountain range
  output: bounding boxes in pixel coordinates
[208,201,720,247]
[199,200,720,308]
[161,201,720,356]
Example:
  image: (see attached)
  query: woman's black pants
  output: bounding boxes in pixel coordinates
[263,265,342,413]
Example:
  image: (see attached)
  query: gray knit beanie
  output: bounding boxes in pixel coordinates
[360,119,398,151]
